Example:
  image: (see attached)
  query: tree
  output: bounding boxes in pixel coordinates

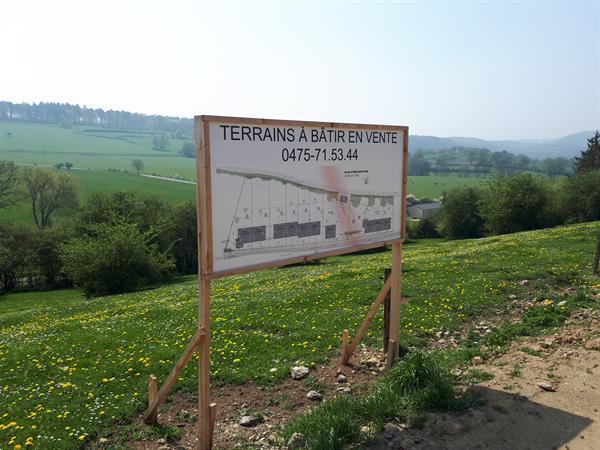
[54,162,64,170]
[558,171,600,223]
[23,168,79,228]
[65,162,73,170]
[437,187,485,239]
[407,217,439,239]
[541,157,570,179]
[59,222,174,297]
[131,159,144,175]
[575,130,600,173]
[75,190,174,253]
[151,135,169,151]
[0,160,19,209]
[491,151,514,175]
[477,149,493,171]
[0,224,35,293]
[34,225,73,287]
[516,154,531,171]
[179,141,195,158]
[408,152,431,176]
[479,174,553,235]
[171,202,198,274]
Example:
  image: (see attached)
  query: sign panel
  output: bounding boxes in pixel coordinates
[199,117,407,276]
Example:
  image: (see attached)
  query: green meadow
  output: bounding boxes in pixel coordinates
[407,175,485,199]
[0,121,196,179]
[1,222,599,449]
[0,121,487,225]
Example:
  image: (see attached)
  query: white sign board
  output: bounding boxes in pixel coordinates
[198,117,407,276]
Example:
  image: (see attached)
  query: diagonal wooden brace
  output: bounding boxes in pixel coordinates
[341,276,392,365]
[143,328,206,424]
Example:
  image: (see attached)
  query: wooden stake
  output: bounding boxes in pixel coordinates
[388,243,403,363]
[383,268,391,353]
[593,235,600,274]
[208,402,217,448]
[143,329,205,423]
[341,329,350,364]
[147,375,158,424]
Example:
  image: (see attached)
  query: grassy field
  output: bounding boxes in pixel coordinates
[0,122,487,220]
[407,175,485,199]
[0,122,196,179]
[1,222,599,449]
[0,169,196,225]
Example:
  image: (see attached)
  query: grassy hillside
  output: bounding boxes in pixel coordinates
[0,169,196,225]
[1,222,598,448]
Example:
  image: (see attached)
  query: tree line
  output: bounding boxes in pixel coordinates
[409,146,572,178]
[0,101,193,134]
[409,132,600,240]
[0,165,197,296]
[2,131,597,297]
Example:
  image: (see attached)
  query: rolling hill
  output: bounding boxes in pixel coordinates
[410,131,593,158]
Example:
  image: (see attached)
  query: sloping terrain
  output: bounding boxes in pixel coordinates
[0,222,598,449]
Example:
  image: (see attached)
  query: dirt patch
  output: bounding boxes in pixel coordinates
[103,346,387,449]
[366,308,600,450]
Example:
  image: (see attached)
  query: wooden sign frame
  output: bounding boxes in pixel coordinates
[145,116,408,450]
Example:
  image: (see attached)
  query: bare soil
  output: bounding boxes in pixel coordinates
[122,346,387,450]
[367,308,600,450]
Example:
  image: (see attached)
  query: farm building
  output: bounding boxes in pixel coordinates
[407,202,441,219]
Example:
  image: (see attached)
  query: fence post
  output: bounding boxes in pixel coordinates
[383,268,391,352]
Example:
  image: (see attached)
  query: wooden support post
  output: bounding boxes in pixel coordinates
[385,339,396,370]
[388,242,403,364]
[143,329,205,423]
[341,329,350,364]
[593,235,600,274]
[383,268,391,353]
[208,402,217,448]
[195,118,214,449]
[147,375,158,424]
[197,277,212,450]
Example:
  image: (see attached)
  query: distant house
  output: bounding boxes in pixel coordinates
[407,202,441,219]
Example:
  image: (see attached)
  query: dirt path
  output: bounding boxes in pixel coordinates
[369,309,600,450]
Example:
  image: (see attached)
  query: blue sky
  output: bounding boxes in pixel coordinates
[1,0,598,139]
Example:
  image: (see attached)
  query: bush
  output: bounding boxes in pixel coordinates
[171,202,198,274]
[558,171,600,223]
[60,222,174,297]
[0,224,35,293]
[479,174,555,235]
[75,191,175,253]
[34,224,73,288]
[437,187,485,239]
[407,217,440,239]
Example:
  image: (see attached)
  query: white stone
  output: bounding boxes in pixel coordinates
[290,366,310,380]
[306,390,323,401]
[239,415,262,427]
